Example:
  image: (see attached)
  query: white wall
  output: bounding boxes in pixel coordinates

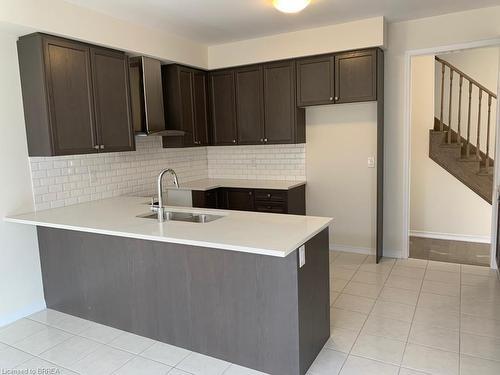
[434,47,499,156]
[208,16,384,69]
[0,30,45,326]
[0,0,207,68]
[410,55,492,242]
[306,104,378,252]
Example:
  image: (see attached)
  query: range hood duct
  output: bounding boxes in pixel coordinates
[129,56,184,137]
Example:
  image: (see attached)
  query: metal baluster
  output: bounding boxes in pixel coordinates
[466,82,473,158]
[447,70,453,143]
[457,75,463,145]
[440,63,445,132]
[485,95,492,169]
[476,89,482,160]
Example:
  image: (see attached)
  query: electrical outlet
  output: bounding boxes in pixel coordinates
[367,156,375,168]
[299,245,306,267]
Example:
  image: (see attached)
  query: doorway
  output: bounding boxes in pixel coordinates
[406,44,500,267]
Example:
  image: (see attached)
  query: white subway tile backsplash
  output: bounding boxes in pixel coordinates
[29,138,306,211]
[207,144,305,181]
[30,137,208,211]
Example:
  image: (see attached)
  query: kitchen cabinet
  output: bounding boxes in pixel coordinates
[335,49,377,103]
[222,188,255,211]
[192,185,306,215]
[91,48,135,152]
[209,69,238,145]
[192,189,218,209]
[296,55,334,107]
[17,33,134,156]
[163,64,209,147]
[235,65,264,144]
[263,60,305,144]
[296,48,379,107]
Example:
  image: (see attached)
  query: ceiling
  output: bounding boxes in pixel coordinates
[65,0,500,45]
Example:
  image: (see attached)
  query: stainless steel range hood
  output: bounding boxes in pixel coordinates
[129,56,185,137]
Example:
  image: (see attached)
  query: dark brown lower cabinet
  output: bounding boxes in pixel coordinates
[192,185,305,215]
[221,188,255,211]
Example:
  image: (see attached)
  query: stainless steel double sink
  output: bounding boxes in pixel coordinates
[137,210,223,223]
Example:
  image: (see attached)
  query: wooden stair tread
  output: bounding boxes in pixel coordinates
[429,117,493,205]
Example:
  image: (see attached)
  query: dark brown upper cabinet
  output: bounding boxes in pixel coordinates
[335,49,377,103]
[91,48,134,153]
[235,65,264,145]
[296,48,380,107]
[209,69,237,145]
[163,65,209,147]
[263,60,305,144]
[296,55,334,107]
[17,33,134,156]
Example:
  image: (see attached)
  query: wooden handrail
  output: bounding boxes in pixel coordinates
[435,56,497,98]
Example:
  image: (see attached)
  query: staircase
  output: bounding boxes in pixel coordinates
[429,56,497,204]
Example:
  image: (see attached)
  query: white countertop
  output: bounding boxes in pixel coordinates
[5,197,331,258]
[164,178,306,191]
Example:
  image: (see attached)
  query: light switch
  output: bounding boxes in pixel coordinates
[367,156,375,168]
[299,245,306,267]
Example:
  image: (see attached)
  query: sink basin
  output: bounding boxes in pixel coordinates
[137,211,223,223]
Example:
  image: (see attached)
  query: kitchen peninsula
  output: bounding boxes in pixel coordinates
[6,196,332,375]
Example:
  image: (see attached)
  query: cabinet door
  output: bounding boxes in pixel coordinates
[192,71,209,146]
[296,55,334,107]
[235,66,264,145]
[209,70,237,145]
[44,37,97,155]
[335,50,377,103]
[263,61,296,144]
[225,189,254,211]
[179,67,196,146]
[90,48,135,152]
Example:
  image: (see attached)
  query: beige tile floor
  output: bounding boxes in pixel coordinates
[0,252,499,375]
[322,252,500,375]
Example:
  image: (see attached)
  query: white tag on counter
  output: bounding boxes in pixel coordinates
[299,245,306,268]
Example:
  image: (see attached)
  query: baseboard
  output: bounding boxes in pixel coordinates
[330,244,375,255]
[0,299,46,328]
[409,230,491,244]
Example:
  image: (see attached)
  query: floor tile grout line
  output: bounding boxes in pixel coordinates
[336,256,398,373]
[399,258,428,372]
[331,254,368,373]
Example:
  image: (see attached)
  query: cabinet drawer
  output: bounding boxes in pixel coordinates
[255,190,287,202]
[255,202,286,214]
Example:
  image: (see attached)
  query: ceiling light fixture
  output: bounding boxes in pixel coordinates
[272,0,311,14]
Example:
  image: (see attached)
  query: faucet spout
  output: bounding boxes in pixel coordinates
[157,168,179,222]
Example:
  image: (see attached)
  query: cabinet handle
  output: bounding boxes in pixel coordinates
[334,96,339,101]
[93,145,99,150]
[100,145,105,149]
[329,97,333,101]
[233,139,236,143]
[260,138,264,142]
[248,191,252,196]
[267,193,271,198]
[264,138,268,142]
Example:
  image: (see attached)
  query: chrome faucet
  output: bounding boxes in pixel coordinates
[157,168,179,222]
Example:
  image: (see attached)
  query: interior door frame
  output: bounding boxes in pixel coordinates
[401,38,500,269]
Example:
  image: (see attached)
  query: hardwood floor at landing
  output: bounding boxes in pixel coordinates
[409,236,490,266]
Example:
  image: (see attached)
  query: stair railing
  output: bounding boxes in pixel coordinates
[436,56,497,168]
